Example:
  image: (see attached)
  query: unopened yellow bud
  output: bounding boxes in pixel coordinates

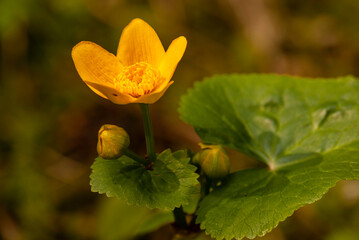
[97,124,130,159]
[193,143,230,179]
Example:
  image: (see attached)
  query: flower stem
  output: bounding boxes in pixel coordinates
[139,104,156,163]
[124,149,146,165]
[173,206,187,228]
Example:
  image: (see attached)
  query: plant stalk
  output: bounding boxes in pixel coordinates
[173,206,187,229]
[139,104,156,163]
[124,149,146,165]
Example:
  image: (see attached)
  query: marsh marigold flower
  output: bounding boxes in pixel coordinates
[71,18,187,104]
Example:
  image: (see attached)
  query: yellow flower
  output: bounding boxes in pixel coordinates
[71,18,187,104]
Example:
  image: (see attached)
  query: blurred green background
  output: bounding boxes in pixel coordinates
[1,0,359,239]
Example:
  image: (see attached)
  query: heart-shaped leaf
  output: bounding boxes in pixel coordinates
[179,74,359,239]
[90,149,199,210]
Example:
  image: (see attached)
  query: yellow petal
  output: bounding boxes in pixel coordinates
[86,82,137,105]
[72,41,123,99]
[159,36,187,81]
[152,76,173,95]
[87,85,109,99]
[133,81,173,104]
[117,18,165,67]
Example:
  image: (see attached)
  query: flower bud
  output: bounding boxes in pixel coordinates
[97,124,130,159]
[193,143,230,179]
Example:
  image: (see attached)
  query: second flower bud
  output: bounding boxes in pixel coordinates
[193,143,230,179]
[97,124,130,159]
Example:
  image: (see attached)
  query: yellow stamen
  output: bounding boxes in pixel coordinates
[114,62,163,98]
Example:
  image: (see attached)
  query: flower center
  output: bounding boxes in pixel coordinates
[114,62,163,98]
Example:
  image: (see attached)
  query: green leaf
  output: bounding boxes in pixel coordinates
[97,198,173,240]
[326,229,359,240]
[90,149,199,210]
[179,74,359,239]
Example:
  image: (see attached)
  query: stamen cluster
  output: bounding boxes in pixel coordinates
[114,62,163,97]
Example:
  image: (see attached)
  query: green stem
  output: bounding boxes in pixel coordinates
[139,104,156,163]
[173,206,187,228]
[199,173,215,200]
[199,174,207,199]
[124,149,146,165]
[204,176,212,196]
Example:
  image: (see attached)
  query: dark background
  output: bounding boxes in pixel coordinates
[1,0,359,239]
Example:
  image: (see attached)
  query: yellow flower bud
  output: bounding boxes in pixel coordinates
[97,124,130,159]
[193,143,230,179]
